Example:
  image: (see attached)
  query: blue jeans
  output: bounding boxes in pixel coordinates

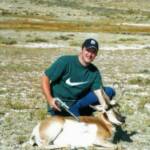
[48,87,115,116]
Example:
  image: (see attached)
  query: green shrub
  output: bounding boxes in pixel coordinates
[0,36,17,45]
[128,77,150,86]
[55,35,70,41]
[127,9,135,15]
[16,135,28,144]
[139,69,150,74]
[5,100,31,110]
[119,38,138,42]
[26,37,48,43]
[138,96,149,110]
[1,9,11,16]
[30,109,47,121]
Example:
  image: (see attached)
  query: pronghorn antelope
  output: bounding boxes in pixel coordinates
[30,105,125,149]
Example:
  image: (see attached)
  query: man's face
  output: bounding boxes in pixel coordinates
[81,47,97,65]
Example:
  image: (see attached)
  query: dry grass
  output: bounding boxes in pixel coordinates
[0,1,150,149]
[0,19,150,34]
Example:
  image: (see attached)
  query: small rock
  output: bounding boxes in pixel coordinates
[144,103,150,112]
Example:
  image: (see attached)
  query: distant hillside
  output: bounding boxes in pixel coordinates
[0,0,150,23]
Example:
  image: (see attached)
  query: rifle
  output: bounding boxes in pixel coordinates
[55,98,80,122]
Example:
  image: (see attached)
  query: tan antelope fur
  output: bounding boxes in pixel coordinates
[30,107,123,149]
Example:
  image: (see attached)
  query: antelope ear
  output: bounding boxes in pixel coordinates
[89,105,105,112]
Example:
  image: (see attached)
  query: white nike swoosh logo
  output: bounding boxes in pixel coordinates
[65,78,88,86]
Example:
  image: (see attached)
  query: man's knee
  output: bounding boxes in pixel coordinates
[103,86,116,100]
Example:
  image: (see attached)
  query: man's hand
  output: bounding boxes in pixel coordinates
[48,98,61,111]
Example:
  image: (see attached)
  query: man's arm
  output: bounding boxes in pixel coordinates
[41,75,61,111]
[94,88,110,109]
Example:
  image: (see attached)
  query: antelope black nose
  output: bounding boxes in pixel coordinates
[117,115,126,123]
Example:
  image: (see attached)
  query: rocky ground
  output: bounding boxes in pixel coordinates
[0,0,150,150]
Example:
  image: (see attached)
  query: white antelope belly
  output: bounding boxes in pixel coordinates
[54,119,97,147]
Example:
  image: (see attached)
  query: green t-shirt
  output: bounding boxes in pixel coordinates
[45,55,103,106]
